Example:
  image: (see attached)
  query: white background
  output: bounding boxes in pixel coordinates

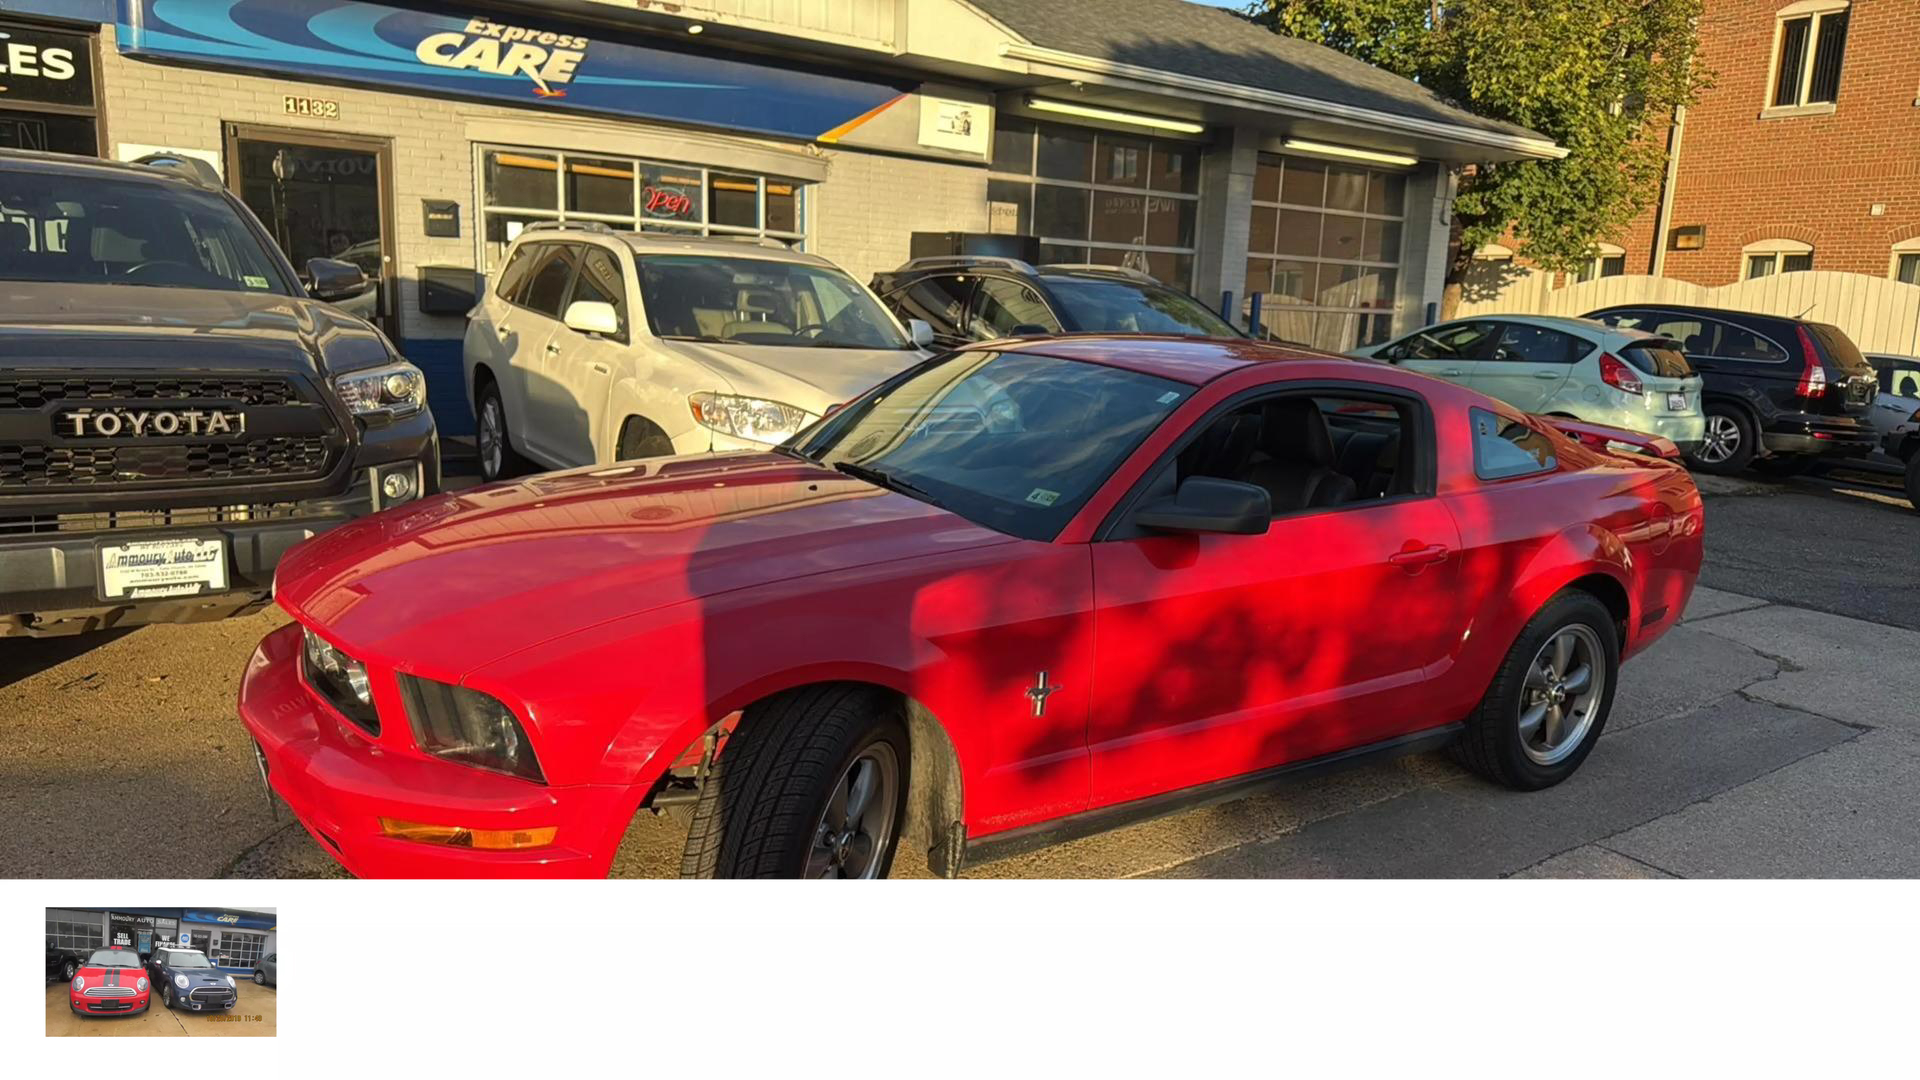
[8,879,1915,1073]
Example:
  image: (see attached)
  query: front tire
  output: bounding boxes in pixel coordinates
[253,970,265,984]
[475,380,526,483]
[1456,590,1620,791]
[1688,404,1756,474]
[62,960,76,982]
[680,686,909,879]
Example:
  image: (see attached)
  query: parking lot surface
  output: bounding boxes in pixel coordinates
[1,465,1913,879]
[44,980,276,1037]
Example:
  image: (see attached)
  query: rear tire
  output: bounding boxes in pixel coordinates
[617,416,676,461]
[62,960,76,982]
[1688,404,1755,475]
[680,686,909,879]
[475,380,527,483]
[1455,590,1620,791]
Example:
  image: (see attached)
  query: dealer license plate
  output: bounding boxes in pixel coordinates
[1666,392,1688,411]
[97,537,229,600]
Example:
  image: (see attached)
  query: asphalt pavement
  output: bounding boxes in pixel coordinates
[0,463,1913,880]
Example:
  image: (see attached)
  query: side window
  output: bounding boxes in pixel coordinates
[1649,317,1710,356]
[1172,391,1425,517]
[970,277,1061,338]
[518,243,578,318]
[1472,408,1558,480]
[888,275,972,344]
[1491,323,1587,364]
[494,243,538,302]
[1709,320,1788,363]
[566,244,629,342]
[1390,321,1498,361]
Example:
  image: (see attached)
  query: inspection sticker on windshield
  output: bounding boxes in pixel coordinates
[1157,391,1182,404]
[243,275,270,289]
[1025,488,1061,507]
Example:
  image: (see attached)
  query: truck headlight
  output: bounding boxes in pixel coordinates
[335,362,426,421]
[398,675,545,783]
[688,391,812,444]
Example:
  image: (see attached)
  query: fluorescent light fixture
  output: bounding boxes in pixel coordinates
[1282,138,1418,167]
[1026,97,1205,134]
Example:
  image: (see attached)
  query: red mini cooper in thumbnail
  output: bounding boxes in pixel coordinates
[240,336,1704,879]
[69,946,150,1016]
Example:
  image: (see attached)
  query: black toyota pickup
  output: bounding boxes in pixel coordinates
[0,149,439,636]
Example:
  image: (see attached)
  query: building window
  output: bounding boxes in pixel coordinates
[207,929,266,969]
[1743,239,1813,278]
[476,146,808,271]
[1245,152,1407,352]
[1576,244,1628,283]
[988,117,1202,289]
[46,914,101,952]
[1894,246,1920,285]
[1768,2,1849,110]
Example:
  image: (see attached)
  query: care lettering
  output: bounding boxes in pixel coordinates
[415,18,587,96]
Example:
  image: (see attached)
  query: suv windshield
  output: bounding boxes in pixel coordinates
[0,170,291,293]
[85,950,138,966]
[794,349,1186,541]
[161,951,213,968]
[638,255,910,349]
[1042,275,1239,337]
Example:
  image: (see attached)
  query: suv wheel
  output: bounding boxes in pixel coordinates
[1688,405,1755,474]
[475,381,525,482]
[62,959,77,982]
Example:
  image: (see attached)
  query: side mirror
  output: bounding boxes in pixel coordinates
[1132,477,1271,535]
[305,257,368,301]
[563,299,621,337]
[907,318,935,348]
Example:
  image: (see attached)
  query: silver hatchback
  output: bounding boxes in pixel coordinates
[1354,315,1707,450]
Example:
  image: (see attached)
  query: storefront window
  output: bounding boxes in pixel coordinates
[478,146,808,270]
[1246,153,1407,353]
[208,929,266,969]
[989,118,1204,290]
[46,913,101,952]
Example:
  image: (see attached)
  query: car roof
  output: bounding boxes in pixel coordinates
[1588,301,1800,326]
[0,147,214,189]
[983,334,1356,385]
[518,227,837,269]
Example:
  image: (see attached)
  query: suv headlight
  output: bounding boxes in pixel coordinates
[398,675,545,783]
[335,362,426,421]
[302,627,379,733]
[688,391,812,444]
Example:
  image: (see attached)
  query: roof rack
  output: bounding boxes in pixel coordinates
[894,255,1038,275]
[131,152,222,190]
[517,220,615,235]
[1038,262,1160,284]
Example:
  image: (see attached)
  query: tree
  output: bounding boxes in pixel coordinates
[1253,0,1710,315]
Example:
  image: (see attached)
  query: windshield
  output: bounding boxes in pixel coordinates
[637,255,910,349]
[0,171,291,293]
[794,349,1187,541]
[86,950,139,967]
[1620,342,1694,378]
[1042,276,1240,337]
[161,951,213,968]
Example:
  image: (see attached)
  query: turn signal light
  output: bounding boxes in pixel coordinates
[378,818,557,850]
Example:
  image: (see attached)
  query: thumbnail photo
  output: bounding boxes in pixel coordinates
[45,908,276,1038]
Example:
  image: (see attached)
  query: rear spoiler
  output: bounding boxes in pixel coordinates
[1543,416,1684,462]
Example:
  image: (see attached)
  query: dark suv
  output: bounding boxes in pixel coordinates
[871,257,1242,349]
[0,149,440,636]
[1585,304,1877,475]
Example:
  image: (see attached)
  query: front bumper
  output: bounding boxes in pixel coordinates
[70,991,149,1014]
[237,622,636,878]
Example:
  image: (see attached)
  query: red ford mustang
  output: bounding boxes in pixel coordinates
[69,946,150,1016]
[239,337,1703,878]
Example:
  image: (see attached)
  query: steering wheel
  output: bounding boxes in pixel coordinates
[123,260,201,284]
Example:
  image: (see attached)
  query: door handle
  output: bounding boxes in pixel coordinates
[545,343,561,354]
[590,362,610,375]
[496,324,511,339]
[1533,370,1560,379]
[1389,543,1451,572]
[1440,368,1464,377]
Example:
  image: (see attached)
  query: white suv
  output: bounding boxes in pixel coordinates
[464,224,930,481]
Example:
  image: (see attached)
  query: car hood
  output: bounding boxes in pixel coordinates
[76,965,145,986]
[660,339,925,416]
[0,281,388,374]
[167,970,231,987]
[274,451,1016,677]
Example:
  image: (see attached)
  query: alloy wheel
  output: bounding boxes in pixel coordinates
[805,743,900,879]
[254,971,264,984]
[478,396,504,479]
[1519,624,1606,766]
[63,961,76,981]
[1697,413,1741,465]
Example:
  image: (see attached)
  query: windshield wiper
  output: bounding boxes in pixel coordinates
[662,334,727,343]
[831,461,941,506]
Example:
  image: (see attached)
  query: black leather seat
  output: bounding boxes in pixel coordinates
[1243,399,1358,513]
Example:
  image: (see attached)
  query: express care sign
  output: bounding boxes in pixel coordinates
[0,21,95,108]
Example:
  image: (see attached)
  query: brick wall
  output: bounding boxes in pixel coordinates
[1624,0,1920,284]
[808,149,988,283]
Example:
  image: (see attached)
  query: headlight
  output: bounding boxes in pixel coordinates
[174,975,188,988]
[335,362,426,421]
[72,976,84,992]
[137,977,148,991]
[688,391,812,444]
[302,627,379,731]
[225,975,235,988]
[398,674,545,783]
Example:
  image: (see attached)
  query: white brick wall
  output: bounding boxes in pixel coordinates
[809,149,989,283]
